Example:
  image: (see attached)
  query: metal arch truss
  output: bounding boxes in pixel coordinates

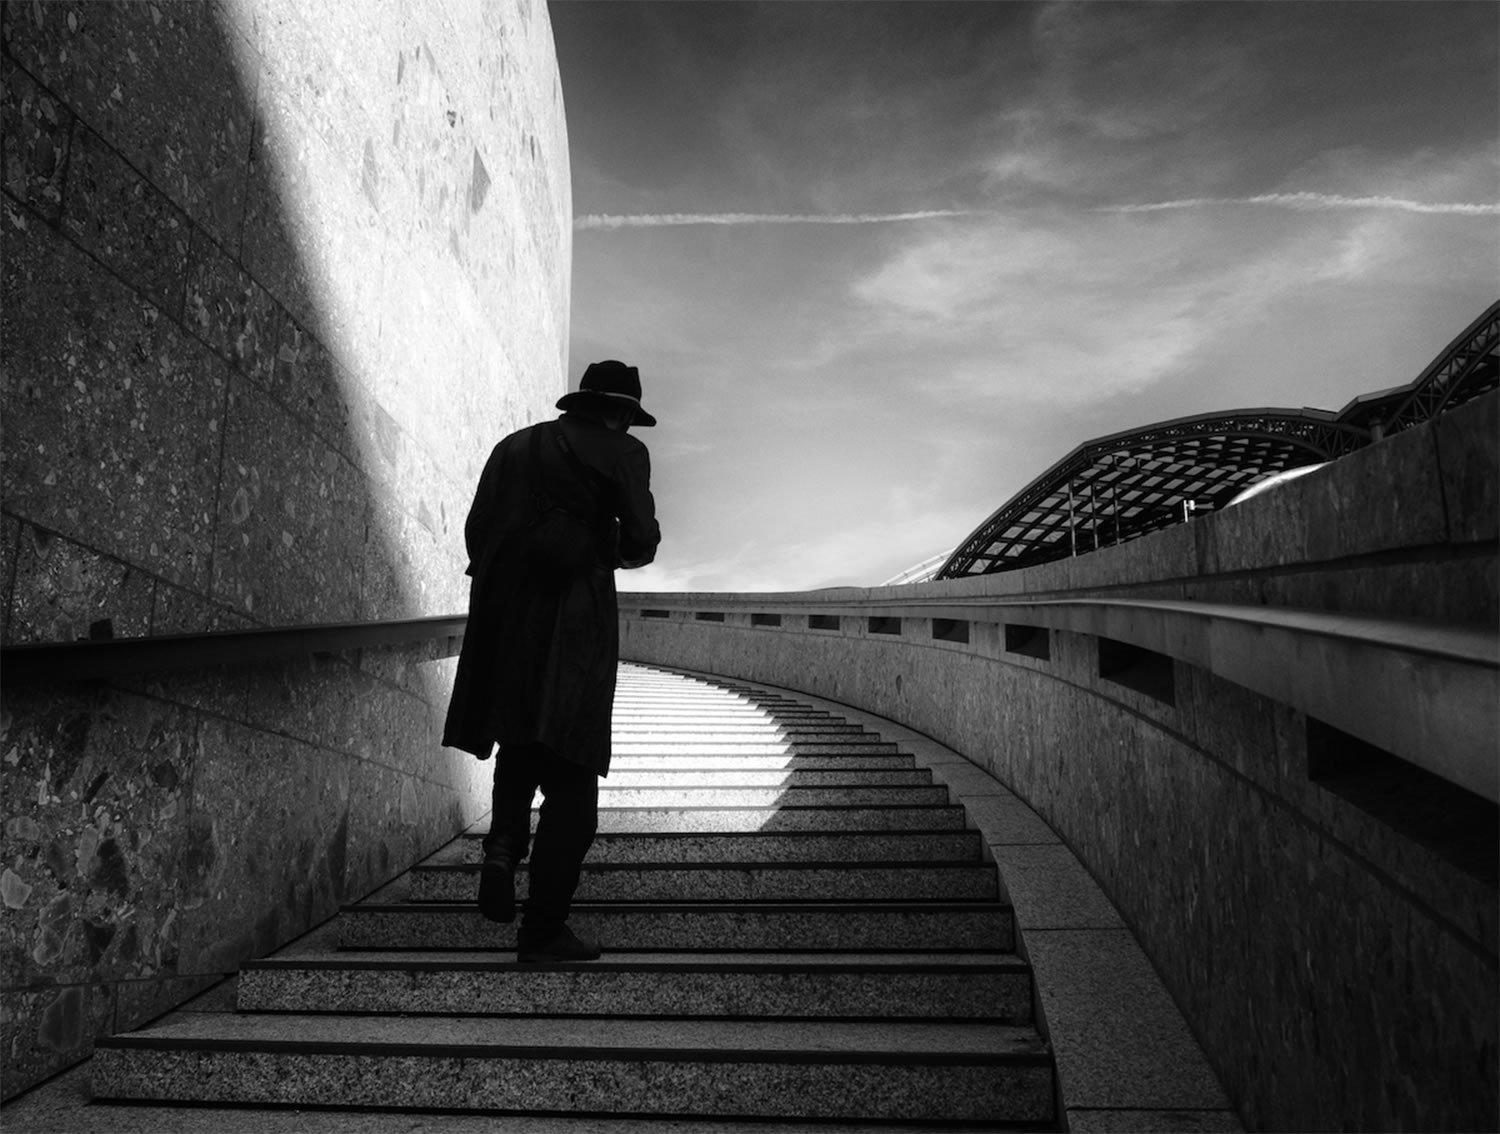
[938,411,1364,577]
[1342,299,1500,437]
[936,299,1500,580]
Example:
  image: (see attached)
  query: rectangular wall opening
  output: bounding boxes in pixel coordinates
[1308,718,1497,885]
[641,609,671,620]
[751,613,782,627]
[808,614,840,631]
[868,617,902,636]
[1098,637,1174,706]
[1004,623,1051,660]
[694,611,725,622]
[932,618,970,644]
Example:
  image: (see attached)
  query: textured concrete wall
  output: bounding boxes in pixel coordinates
[619,392,1499,1132]
[0,0,569,1097]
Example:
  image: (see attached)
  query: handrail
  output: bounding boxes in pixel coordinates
[624,592,1497,666]
[0,615,468,685]
[620,591,1499,804]
[5,594,1493,803]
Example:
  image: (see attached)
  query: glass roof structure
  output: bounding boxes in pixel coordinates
[937,300,1500,579]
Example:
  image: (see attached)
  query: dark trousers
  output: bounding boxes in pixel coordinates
[482,743,598,932]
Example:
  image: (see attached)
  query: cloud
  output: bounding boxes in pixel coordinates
[842,214,1211,400]
[624,503,976,593]
[836,190,1467,414]
[576,210,988,230]
[1099,192,1500,216]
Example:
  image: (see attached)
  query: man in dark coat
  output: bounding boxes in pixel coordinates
[443,360,660,963]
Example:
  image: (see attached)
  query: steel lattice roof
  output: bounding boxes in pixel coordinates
[936,300,1499,579]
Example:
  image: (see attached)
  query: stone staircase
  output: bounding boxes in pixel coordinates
[90,662,1056,1126]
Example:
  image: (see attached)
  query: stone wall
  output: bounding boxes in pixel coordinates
[0,0,570,1098]
[618,390,1499,1132]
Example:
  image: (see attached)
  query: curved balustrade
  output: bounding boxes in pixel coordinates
[11,594,1487,802]
[619,592,1498,805]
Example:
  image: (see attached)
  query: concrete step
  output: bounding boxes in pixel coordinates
[585,803,969,833]
[612,707,837,719]
[236,951,1033,1020]
[92,1014,1053,1123]
[615,714,846,723]
[443,829,985,863]
[610,740,902,755]
[612,721,865,734]
[613,696,772,704]
[610,733,874,746]
[339,901,1016,952]
[613,696,830,709]
[408,861,999,903]
[611,734,889,748]
[594,785,950,807]
[609,752,917,770]
[601,768,931,787]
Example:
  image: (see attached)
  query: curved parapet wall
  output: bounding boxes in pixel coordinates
[0,0,568,1098]
[619,391,1498,1131]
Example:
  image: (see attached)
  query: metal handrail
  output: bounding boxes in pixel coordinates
[0,614,468,685]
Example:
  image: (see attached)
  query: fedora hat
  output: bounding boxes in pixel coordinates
[556,360,657,427]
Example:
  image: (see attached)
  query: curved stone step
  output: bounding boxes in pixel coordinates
[613,708,839,721]
[612,722,866,734]
[443,829,984,864]
[612,740,902,755]
[92,1014,1054,1123]
[236,951,1033,1020]
[408,861,999,903]
[339,901,1015,952]
[614,700,837,713]
[596,785,949,807]
[609,752,917,770]
[601,768,932,787]
[610,732,874,745]
[586,803,969,833]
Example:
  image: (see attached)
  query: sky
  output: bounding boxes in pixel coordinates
[549,1,1499,593]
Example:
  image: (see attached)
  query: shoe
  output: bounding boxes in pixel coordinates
[477,857,515,923]
[517,924,601,963]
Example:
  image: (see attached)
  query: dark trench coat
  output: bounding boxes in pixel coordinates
[442,413,660,776]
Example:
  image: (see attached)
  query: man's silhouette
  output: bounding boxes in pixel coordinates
[444,360,660,962]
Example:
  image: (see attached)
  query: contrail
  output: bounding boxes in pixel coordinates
[576,209,984,230]
[1100,192,1499,216]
